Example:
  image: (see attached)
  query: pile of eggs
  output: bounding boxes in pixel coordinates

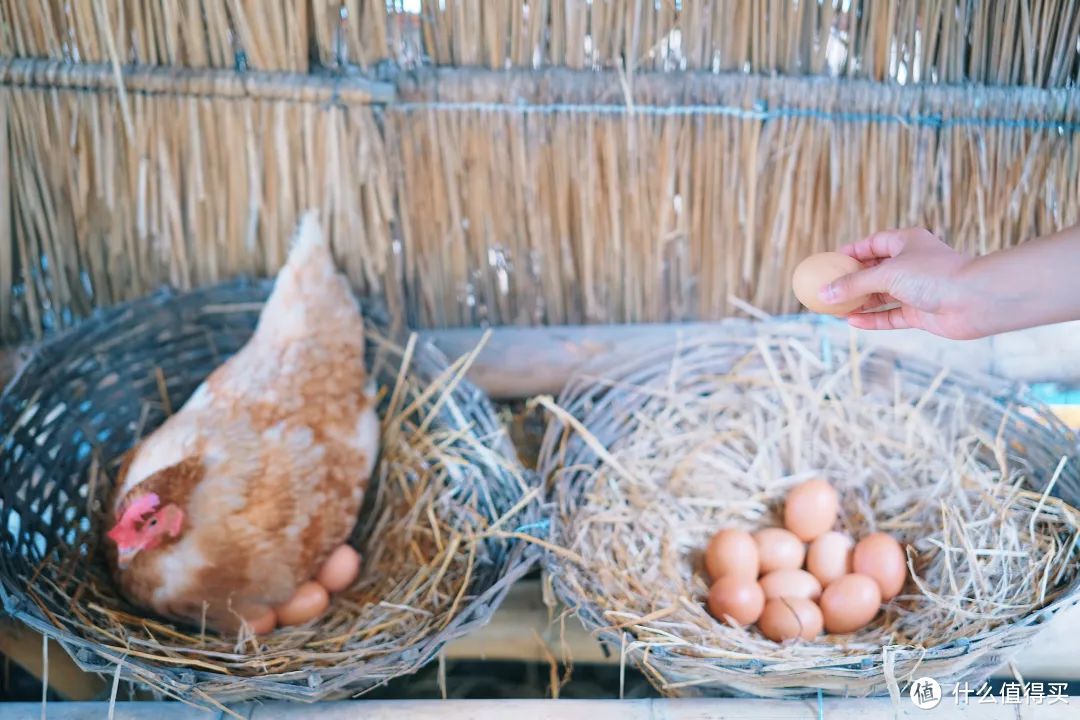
[703,479,907,642]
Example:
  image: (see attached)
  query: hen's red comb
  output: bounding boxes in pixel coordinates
[122,493,160,520]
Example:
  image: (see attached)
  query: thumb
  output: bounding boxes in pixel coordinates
[820,266,891,306]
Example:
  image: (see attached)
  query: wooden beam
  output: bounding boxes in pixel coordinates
[420,319,1080,400]
[3,697,1079,719]
[441,580,1080,680]
[9,317,1080,401]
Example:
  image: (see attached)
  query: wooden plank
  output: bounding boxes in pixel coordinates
[0,618,108,701]
[442,579,1080,680]
[9,318,1080,401]
[3,702,208,719]
[3,697,1078,719]
[443,579,606,663]
[420,319,1080,400]
[7,578,1072,701]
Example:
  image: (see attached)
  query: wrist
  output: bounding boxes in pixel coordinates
[954,253,1036,337]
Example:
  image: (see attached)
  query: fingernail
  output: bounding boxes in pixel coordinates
[819,283,838,303]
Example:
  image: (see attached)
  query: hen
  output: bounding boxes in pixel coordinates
[105,212,379,634]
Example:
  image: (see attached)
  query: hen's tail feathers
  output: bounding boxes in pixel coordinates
[285,211,334,278]
[258,210,362,342]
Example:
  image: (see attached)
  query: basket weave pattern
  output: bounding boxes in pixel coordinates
[539,323,1080,698]
[0,279,540,704]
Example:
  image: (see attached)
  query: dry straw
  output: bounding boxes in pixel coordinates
[3,2,1080,343]
[3,1,1077,84]
[4,65,1078,343]
[0,279,541,706]
[538,323,1080,698]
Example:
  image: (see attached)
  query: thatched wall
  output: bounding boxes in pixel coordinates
[2,2,1079,341]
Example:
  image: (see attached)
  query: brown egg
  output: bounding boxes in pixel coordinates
[317,544,362,593]
[853,532,907,600]
[757,597,824,642]
[275,581,330,626]
[806,531,855,586]
[792,252,867,315]
[704,529,759,581]
[707,575,766,626]
[819,573,882,633]
[759,569,822,600]
[784,478,839,542]
[753,528,806,574]
[246,607,277,635]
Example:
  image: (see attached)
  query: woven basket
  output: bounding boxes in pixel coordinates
[0,279,540,705]
[538,321,1080,699]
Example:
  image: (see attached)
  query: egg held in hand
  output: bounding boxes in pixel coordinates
[707,575,766,626]
[704,529,759,581]
[792,252,867,315]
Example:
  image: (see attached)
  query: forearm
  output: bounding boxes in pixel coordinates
[959,224,1080,335]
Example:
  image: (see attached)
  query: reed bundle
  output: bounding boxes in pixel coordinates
[412,0,1080,86]
[3,63,1078,343]
[0,63,396,342]
[390,70,1080,328]
[1,2,1079,344]
[538,326,1080,698]
[2,1,1078,85]
[0,280,541,705]
[0,0,313,70]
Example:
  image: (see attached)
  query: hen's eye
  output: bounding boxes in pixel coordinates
[148,519,158,527]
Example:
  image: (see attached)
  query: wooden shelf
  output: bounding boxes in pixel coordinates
[5,697,1080,719]
[442,579,1080,680]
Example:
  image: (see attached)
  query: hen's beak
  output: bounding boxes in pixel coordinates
[116,547,138,571]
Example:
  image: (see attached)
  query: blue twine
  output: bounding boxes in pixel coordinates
[390,100,1080,134]
[817,687,824,720]
[512,519,550,535]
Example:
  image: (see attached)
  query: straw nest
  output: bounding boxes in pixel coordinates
[0,279,540,708]
[537,324,1080,698]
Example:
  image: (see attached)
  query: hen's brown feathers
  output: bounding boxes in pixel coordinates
[108,214,379,633]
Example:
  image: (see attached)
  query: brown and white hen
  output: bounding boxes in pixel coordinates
[106,212,379,634]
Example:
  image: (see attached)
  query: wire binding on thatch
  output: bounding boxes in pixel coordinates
[537,321,1080,698]
[3,60,1079,344]
[0,58,396,104]
[0,279,542,706]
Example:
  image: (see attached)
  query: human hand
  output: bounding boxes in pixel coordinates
[818,228,986,340]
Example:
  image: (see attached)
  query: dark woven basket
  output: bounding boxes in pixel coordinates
[0,279,540,704]
[538,320,1080,698]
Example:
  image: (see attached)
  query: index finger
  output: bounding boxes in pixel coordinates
[839,231,908,262]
